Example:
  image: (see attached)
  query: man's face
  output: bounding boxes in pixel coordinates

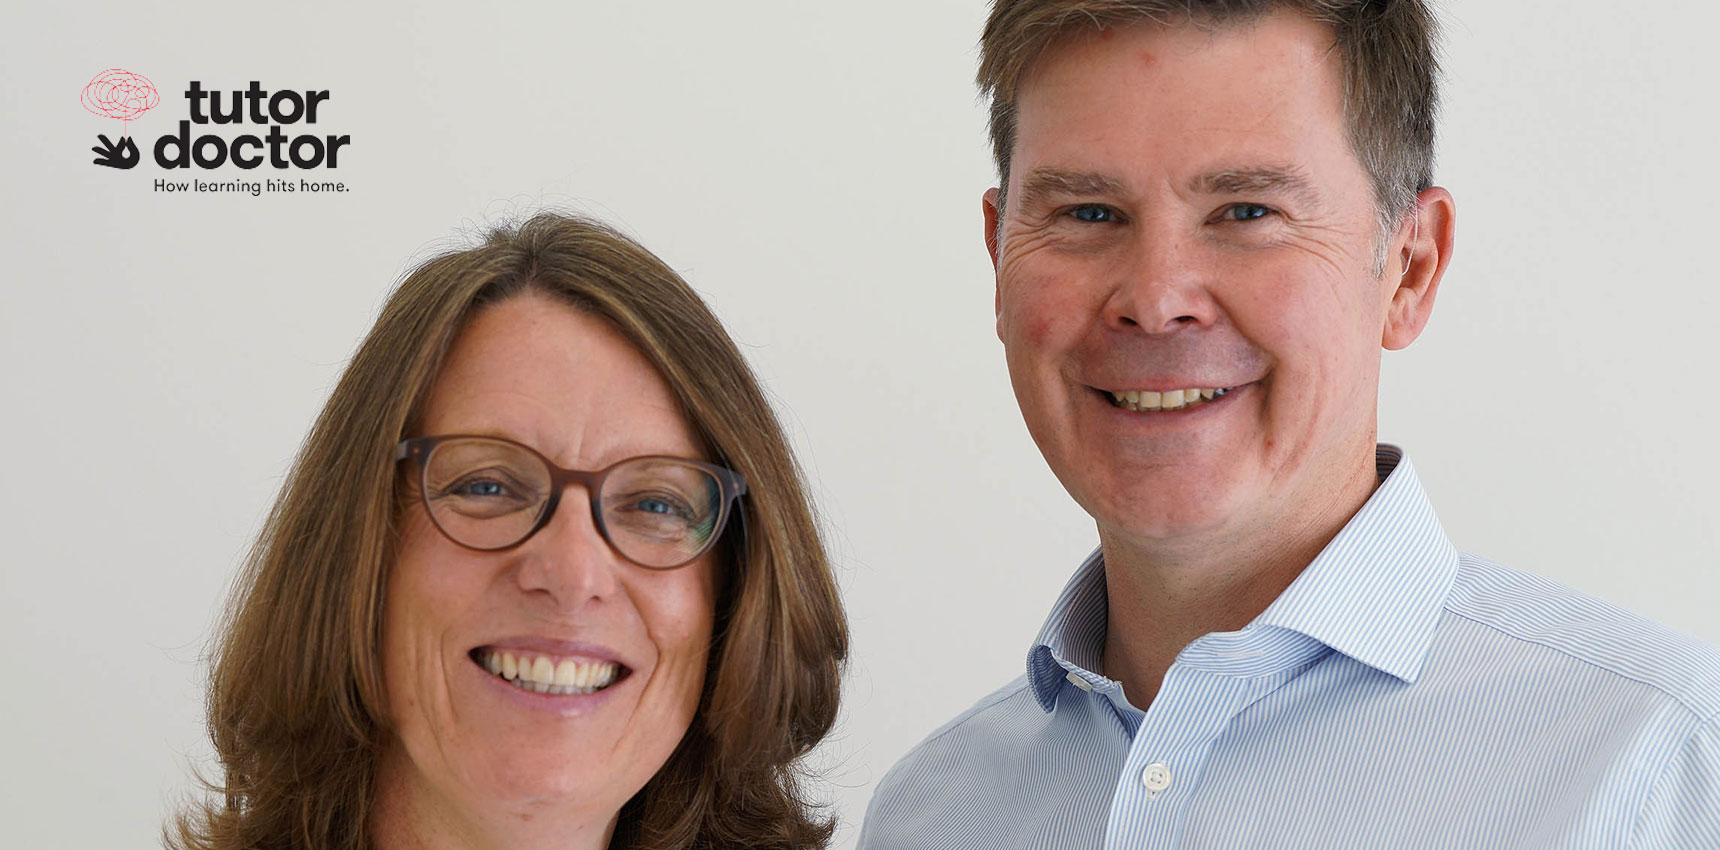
[990,11,1423,547]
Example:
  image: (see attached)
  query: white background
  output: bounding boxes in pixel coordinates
[2,1,1716,847]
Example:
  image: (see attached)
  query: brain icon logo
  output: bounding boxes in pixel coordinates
[82,69,161,122]
[83,69,160,170]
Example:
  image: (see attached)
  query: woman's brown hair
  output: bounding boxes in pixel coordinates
[170,212,848,850]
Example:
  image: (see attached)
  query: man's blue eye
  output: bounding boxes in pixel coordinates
[637,498,674,515]
[1070,205,1115,223]
[1226,204,1271,221]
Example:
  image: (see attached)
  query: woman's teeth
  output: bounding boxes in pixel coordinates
[479,649,620,696]
[1109,387,1229,412]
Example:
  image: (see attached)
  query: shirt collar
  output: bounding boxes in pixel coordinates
[1028,549,1108,711]
[1027,445,1459,712]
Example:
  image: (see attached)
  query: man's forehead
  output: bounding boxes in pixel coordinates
[1008,12,1354,185]
[1020,8,1340,81]
[1015,10,1343,115]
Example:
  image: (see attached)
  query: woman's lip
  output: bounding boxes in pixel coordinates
[473,638,625,666]
[467,654,630,714]
[465,647,633,679]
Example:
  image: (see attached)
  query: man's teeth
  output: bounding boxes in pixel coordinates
[480,649,620,696]
[1108,387,1229,412]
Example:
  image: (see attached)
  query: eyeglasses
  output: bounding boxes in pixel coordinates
[395,434,747,569]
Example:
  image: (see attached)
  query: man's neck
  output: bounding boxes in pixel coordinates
[1098,455,1381,710]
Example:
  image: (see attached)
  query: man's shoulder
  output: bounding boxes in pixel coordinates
[860,673,1056,842]
[1445,552,1720,720]
[875,673,1040,782]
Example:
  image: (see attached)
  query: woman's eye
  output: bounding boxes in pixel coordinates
[435,468,534,503]
[1069,205,1116,224]
[1222,203,1272,222]
[635,497,677,516]
[612,490,695,521]
[449,477,511,499]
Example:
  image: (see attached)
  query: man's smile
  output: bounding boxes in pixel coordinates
[1103,385,1234,412]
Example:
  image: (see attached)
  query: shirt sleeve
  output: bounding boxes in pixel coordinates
[1632,714,1720,849]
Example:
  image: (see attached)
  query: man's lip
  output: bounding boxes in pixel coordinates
[1092,379,1257,393]
[1088,380,1260,415]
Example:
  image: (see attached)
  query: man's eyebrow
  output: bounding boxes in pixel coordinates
[1015,168,1127,208]
[1191,166,1324,209]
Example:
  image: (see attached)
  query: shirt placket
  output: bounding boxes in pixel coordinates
[1100,662,1252,850]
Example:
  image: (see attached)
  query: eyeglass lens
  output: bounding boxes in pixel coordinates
[419,438,726,567]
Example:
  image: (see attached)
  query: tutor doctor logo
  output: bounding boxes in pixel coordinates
[83,68,354,196]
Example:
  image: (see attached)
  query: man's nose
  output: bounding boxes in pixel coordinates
[514,488,621,606]
[1100,225,1217,333]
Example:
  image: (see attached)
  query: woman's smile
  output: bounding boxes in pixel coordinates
[470,646,627,697]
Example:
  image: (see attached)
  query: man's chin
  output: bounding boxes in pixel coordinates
[1085,487,1250,549]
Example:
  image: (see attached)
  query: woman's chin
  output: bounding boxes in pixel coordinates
[447,750,634,816]
[489,763,615,807]
[424,666,692,812]
[384,724,627,815]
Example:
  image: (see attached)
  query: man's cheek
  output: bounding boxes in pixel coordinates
[1019,310,1066,352]
[1000,288,1072,353]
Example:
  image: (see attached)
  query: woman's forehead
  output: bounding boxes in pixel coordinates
[423,295,703,466]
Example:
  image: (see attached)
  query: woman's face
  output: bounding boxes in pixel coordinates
[380,293,717,836]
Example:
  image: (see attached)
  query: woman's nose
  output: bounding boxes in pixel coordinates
[513,489,622,606]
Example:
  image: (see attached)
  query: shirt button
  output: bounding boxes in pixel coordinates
[1065,671,1093,692]
[1141,762,1172,793]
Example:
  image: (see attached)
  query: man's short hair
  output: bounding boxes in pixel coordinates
[978,0,1440,235]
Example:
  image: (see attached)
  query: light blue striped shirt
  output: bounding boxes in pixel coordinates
[859,446,1720,849]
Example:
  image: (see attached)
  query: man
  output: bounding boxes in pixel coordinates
[858,1,1720,847]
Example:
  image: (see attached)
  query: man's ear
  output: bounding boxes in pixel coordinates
[984,187,1003,324]
[1382,186,1456,351]
[983,187,1003,271]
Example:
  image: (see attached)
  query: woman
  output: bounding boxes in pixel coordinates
[170,213,848,850]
